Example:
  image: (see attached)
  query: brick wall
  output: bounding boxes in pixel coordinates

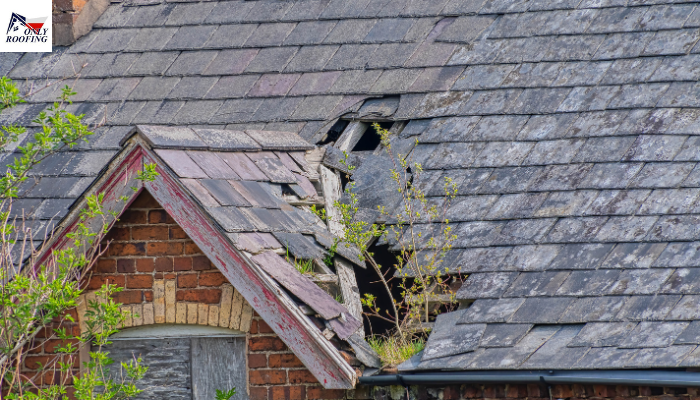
[248,314,346,400]
[21,191,255,394]
[365,384,693,400]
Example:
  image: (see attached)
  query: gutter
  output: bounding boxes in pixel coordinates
[359,370,700,388]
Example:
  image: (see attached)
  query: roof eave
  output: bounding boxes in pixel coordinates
[359,369,700,388]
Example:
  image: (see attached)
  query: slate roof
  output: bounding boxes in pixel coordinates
[5,0,700,374]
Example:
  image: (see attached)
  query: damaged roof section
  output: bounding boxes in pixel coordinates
[127,125,364,340]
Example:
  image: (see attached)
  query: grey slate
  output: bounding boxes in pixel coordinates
[14,0,700,374]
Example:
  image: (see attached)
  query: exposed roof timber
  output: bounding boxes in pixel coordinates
[32,136,357,389]
[139,139,357,389]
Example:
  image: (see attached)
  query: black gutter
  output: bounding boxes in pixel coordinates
[359,370,700,388]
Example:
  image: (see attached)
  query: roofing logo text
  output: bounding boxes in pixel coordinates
[6,12,48,43]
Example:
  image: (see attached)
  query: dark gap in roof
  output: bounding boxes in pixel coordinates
[356,241,403,336]
[318,120,349,146]
[351,121,392,152]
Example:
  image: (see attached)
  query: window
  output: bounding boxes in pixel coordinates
[98,324,248,400]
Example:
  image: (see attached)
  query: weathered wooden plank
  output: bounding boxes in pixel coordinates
[328,313,362,340]
[208,305,220,327]
[101,337,192,400]
[240,301,253,332]
[191,337,248,400]
[132,304,143,327]
[77,294,87,334]
[145,147,356,388]
[187,303,198,325]
[335,259,364,337]
[143,303,154,325]
[198,304,209,325]
[229,290,244,330]
[165,280,176,323]
[176,303,187,324]
[335,121,368,152]
[219,285,233,328]
[319,165,343,237]
[153,280,165,323]
[251,251,345,320]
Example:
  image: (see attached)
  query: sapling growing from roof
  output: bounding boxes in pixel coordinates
[314,123,460,366]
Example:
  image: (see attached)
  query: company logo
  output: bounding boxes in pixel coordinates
[6,12,48,43]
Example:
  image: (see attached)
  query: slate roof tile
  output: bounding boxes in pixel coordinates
[244,23,297,47]
[202,49,258,75]
[601,242,667,269]
[510,297,575,323]
[546,217,609,243]
[667,296,700,320]
[245,47,299,73]
[559,296,629,323]
[284,21,337,46]
[610,269,675,296]
[534,190,599,217]
[614,294,680,321]
[644,29,700,56]
[203,25,257,49]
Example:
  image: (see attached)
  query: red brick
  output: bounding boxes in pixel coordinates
[192,255,212,270]
[131,192,160,208]
[269,354,303,368]
[249,387,268,400]
[178,274,198,288]
[256,319,274,333]
[288,370,317,384]
[43,339,79,354]
[155,258,173,272]
[25,355,50,370]
[250,370,286,385]
[248,354,267,369]
[149,210,175,224]
[164,273,176,279]
[199,272,227,286]
[170,226,188,239]
[552,385,574,399]
[87,275,125,290]
[108,242,146,257]
[105,227,130,241]
[94,259,116,273]
[186,242,203,255]
[53,0,88,13]
[306,387,344,400]
[174,257,192,271]
[176,289,221,304]
[120,210,147,224]
[143,290,153,302]
[443,386,460,400]
[249,337,287,352]
[594,385,610,397]
[147,242,183,256]
[136,258,155,272]
[127,275,153,289]
[270,386,305,400]
[117,259,135,273]
[112,291,142,305]
[132,226,169,240]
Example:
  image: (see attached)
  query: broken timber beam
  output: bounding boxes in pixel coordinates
[319,164,364,336]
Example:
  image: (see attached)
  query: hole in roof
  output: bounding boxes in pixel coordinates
[351,121,392,152]
[318,119,349,145]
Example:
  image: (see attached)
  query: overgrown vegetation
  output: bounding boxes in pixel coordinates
[316,123,459,366]
[0,77,156,399]
[367,336,425,367]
